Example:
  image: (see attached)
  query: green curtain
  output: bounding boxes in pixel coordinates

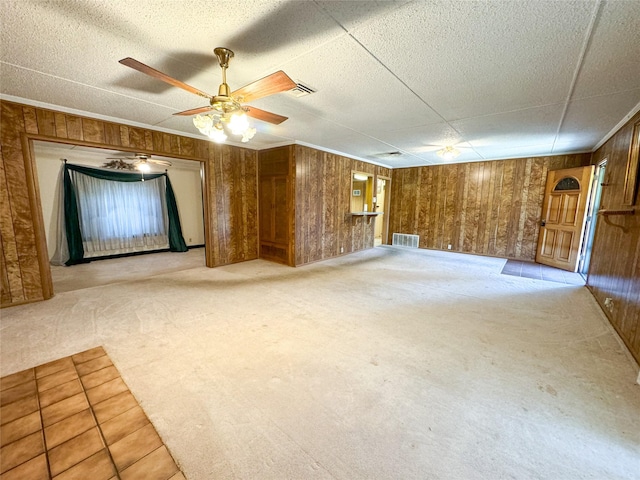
[63,163,187,265]
[63,165,85,264]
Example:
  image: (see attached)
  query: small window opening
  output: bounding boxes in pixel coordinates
[554,177,580,191]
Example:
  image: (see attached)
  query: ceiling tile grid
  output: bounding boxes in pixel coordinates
[1,0,639,168]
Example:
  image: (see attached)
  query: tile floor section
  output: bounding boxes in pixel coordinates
[501,259,585,285]
[0,347,185,480]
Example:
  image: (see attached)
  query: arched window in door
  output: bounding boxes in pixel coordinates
[553,176,580,191]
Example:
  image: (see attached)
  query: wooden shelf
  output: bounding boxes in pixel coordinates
[347,212,382,224]
[597,208,635,215]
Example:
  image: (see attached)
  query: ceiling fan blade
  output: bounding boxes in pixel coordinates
[173,106,214,116]
[231,71,296,103]
[119,57,212,100]
[244,106,288,125]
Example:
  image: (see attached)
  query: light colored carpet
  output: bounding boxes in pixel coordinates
[2,247,639,479]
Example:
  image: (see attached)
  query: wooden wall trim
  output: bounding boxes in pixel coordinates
[0,99,258,308]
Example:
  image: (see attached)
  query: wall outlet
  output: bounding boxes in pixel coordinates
[447,244,452,250]
[340,246,344,253]
[604,297,614,312]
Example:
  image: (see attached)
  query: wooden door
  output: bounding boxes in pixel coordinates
[535,166,594,271]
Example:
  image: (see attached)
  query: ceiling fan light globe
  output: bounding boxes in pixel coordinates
[241,127,257,143]
[229,112,250,135]
[137,162,151,173]
[193,114,213,131]
[436,146,461,160]
[209,128,227,143]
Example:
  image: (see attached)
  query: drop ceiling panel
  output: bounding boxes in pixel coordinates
[572,0,640,99]
[315,0,411,31]
[415,148,484,165]
[352,0,595,120]
[268,35,442,131]
[451,104,566,154]
[471,143,557,160]
[365,122,465,154]
[555,89,640,152]
[2,0,639,168]
[0,65,177,127]
[307,131,409,162]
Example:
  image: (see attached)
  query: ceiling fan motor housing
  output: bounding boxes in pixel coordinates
[213,47,234,68]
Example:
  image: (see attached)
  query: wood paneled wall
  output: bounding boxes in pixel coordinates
[204,145,258,267]
[587,111,640,366]
[389,154,591,260]
[294,146,390,266]
[0,100,257,307]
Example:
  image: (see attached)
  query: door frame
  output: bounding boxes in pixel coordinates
[535,165,594,272]
[578,159,607,276]
[374,174,391,245]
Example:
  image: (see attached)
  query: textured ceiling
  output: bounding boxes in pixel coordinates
[2,0,639,167]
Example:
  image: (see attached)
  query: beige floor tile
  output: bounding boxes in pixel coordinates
[0,395,39,426]
[0,380,37,407]
[38,379,83,408]
[48,427,104,477]
[0,349,184,480]
[52,449,116,480]
[109,423,163,471]
[44,408,96,449]
[71,347,106,365]
[0,369,35,392]
[41,393,89,427]
[35,357,74,379]
[86,377,128,406]
[0,453,48,480]
[100,406,149,446]
[93,391,138,424]
[0,431,45,473]
[75,356,113,377]
[80,366,120,390]
[0,410,41,446]
[37,367,79,394]
[119,446,179,480]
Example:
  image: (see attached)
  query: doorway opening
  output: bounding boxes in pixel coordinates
[579,160,607,276]
[374,176,391,246]
[33,141,206,293]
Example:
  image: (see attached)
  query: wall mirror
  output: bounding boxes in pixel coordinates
[351,171,374,213]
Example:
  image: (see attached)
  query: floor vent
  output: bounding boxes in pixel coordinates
[392,233,419,248]
[289,82,316,98]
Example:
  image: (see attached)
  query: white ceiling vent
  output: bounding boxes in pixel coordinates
[288,82,316,98]
[375,151,403,160]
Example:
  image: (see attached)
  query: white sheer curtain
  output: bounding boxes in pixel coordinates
[72,171,169,258]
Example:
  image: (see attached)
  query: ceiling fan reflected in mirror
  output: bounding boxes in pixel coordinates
[104,154,172,173]
[119,47,296,143]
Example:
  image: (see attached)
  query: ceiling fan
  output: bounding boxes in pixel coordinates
[104,154,171,172]
[119,47,296,143]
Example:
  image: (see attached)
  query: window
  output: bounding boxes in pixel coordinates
[553,177,580,191]
[73,172,169,257]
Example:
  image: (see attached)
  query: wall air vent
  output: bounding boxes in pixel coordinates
[392,233,420,248]
[288,82,316,98]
